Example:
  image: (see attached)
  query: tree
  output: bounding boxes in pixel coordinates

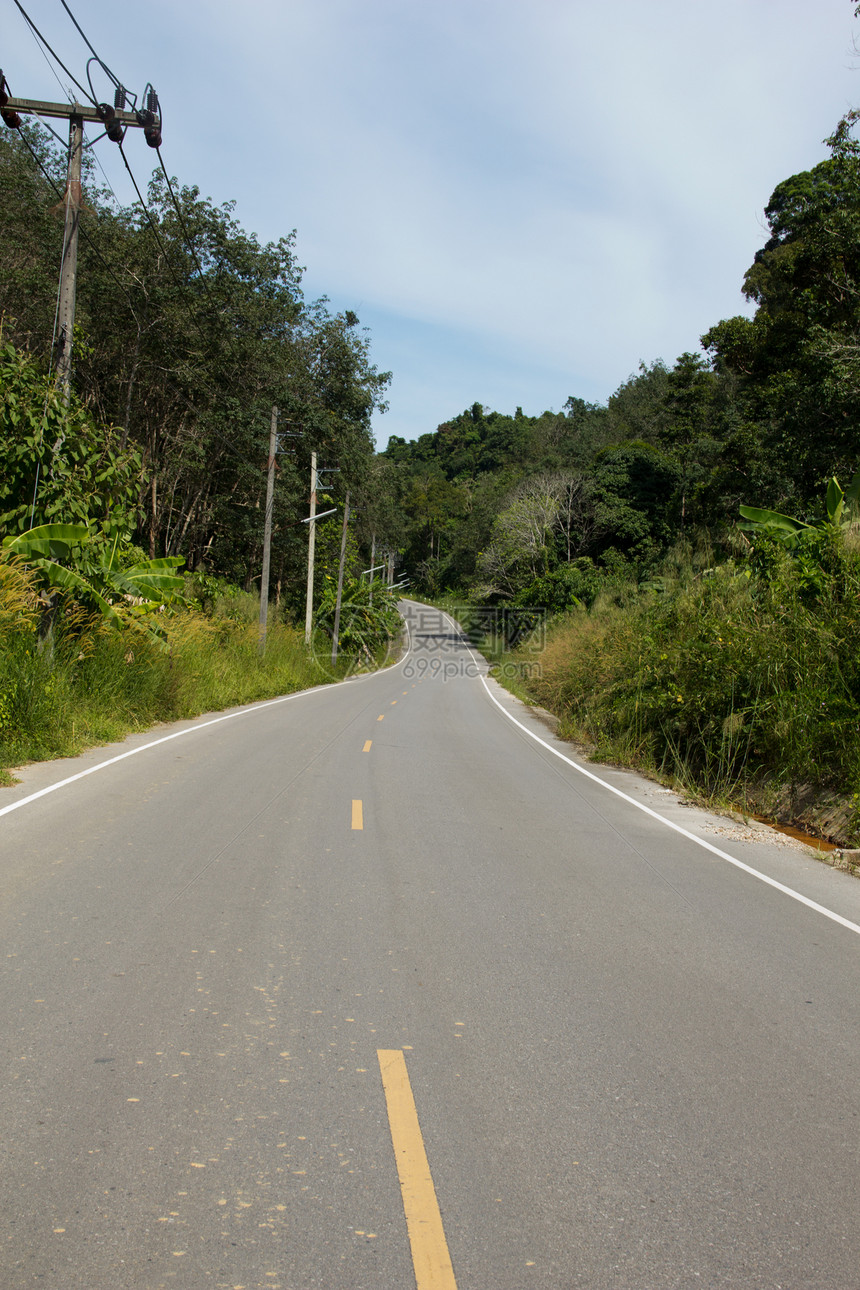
[703,113,860,507]
[0,125,390,600]
[657,353,721,532]
[590,441,681,564]
[0,340,142,540]
[477,476,565,597]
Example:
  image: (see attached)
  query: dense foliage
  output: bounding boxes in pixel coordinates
[0,547,334,780]
[485,525,860,843]
[0,121,393,603]
[377,115,860,828]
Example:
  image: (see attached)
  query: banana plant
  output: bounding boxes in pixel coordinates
[2,523,185,629]
[739,471,860,548]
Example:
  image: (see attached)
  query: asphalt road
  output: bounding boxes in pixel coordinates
[1,600,859,1289]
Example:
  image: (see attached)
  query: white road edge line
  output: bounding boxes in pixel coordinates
[442,613,860,940]
[0,618,412,821]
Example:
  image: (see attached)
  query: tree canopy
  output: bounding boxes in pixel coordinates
[0,121,390,599]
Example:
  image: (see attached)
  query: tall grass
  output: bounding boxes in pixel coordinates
[499,539,860,840]
[0,558,336,782]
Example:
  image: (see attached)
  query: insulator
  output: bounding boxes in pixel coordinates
[136,105,161,148]
[0,71,19,124]
[96,102,123,144]
[114,85,127,110]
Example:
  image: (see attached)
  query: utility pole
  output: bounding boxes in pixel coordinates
[258,405,278,655]
[0,77,161,398]
[369,532,376,606]
[304,451,318,644]
[331,492,350,666]
[56,111,83,399]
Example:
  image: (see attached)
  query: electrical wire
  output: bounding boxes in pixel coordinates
[154,146,211,290]
[37,116,70,149]
[15,126,259,474]
[142,143,301,389]
[59,0,122,91]
[13,123,139,324]
[4,36,296,569]
[9,0,96,105]
[9,56,290,479]
[116,148,275,473]
[9,0,288,375]
[4,58,69,145]
[21,10,73,106]
[117,140,182,288]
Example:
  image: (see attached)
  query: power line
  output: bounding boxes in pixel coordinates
[117,139,184,291]
[4,58,299,476]
[115,146,277,473]
[7,127,259,473]
[11,121,138,324]
[9,0,96,105]
[155,145,212,291]
[146,143,306,396]
[59,0,123,94]
[21,11,73,107]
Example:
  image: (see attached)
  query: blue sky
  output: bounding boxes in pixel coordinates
[4,1,860,446]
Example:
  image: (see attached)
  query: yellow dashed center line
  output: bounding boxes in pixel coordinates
[363,740,372,752]
[377,714,385,722]
[351,800,363,830]
[390,700,397,705]
[378,1049,458,1289]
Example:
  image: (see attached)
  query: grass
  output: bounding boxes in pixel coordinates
[0,559,370,783]
[459,538,860,845]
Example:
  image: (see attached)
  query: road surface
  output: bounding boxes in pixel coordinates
[1,600,859,1288]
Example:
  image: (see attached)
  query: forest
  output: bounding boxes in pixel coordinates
[3,108,860,841]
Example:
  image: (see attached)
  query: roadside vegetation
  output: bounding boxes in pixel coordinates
[0,159,401,786]
[0,552,399,785]
[458,503,860,846]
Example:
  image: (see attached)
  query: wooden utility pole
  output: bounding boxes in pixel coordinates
[1,85,160,398]
[331,492,350,666]
[56,111,83,399]
[258,405,278,654]
[304,451,318,644]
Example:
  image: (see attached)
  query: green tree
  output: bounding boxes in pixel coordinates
[703,113,860,507]
[0,125,390,599]
[0,340,142,539]
[590,441,681,566]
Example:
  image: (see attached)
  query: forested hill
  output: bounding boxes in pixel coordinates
[381,113,860,604]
